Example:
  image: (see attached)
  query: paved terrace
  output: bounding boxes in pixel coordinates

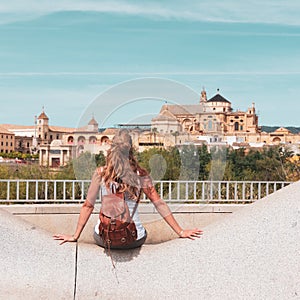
[0,181,300,299]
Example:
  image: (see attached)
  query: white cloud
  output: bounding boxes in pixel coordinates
[0,0,300,26]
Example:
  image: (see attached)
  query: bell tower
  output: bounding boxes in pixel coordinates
[200,87,207,104]
[37,107,50,144]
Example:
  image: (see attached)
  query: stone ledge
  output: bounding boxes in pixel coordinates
[1,181,299,299]
[1,203,244,214]
[1,203,241,244]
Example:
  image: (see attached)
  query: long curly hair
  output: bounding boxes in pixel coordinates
[101,129,147,199]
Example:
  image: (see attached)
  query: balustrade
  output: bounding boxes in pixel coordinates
[0,179,291,204]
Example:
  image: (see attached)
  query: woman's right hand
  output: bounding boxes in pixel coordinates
[53,234,77,245]
[179,228,203,240]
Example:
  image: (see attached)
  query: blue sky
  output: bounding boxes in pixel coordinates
[0,0,300,128]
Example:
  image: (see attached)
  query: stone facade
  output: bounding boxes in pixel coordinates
[38,115,116,167]
[1,110,115,167]
[151,89,300,149]
[152,89,259,136]
[0,126,15,154]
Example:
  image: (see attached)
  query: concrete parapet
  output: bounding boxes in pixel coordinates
[0,181,299,299]
[1,203,241,244]
[0,209,76,299]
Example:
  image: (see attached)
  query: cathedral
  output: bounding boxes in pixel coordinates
[150,89,299,148]
[151,88,259,136]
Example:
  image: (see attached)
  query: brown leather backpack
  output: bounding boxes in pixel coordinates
[98,184,141,248]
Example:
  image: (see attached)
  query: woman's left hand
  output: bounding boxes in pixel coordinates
[179,228,203,240]
[53,234,77,245]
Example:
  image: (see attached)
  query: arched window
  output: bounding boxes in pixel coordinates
[208,120,213,130]
[78,136,86,145]
[89,136,97,144]
[182,119,192,131]
[273,137,281,143]
[68,136,74,144]
[101,136,109,144]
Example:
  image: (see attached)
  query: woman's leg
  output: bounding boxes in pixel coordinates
[93,231,105,247]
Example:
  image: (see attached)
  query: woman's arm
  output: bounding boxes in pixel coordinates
[143,185,203,239]
[53,200,94,244]
[53,169,101,244]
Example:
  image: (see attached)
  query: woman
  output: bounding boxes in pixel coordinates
[53,129,202,248]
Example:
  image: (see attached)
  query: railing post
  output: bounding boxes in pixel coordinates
[72,181,75,200]
[258,182,261,199]
[16,180,19,201]
[81,181,84,201]
[26,181,29,201]
[54,181,57,201]
[7,180,10,201]
[45,181,48,201]
[35,181,38,201]
[234,182,238,201]
[185,182,188,201]
[63,181,66,201]
[226,182,229,202]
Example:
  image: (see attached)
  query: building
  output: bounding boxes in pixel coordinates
[0,126,15,154]
[38,114,116,167]
[151,88,300,149]
[0,110,74,154]
[1,110,116,167]
[0,124,35,154]
[152,89,259,135]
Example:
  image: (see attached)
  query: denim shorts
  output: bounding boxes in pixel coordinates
[93,230,147,250]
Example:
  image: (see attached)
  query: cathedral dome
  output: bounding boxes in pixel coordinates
[207,93,231,104]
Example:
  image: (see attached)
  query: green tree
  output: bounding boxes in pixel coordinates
[178,144,199,181]
[95,151,106,167]
[197,144,211,180]
[72,151,97,180]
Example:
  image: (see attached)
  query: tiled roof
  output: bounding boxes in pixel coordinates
[101,128,118,135]
[0,126,12,134]
[160,104,205,115]
[152,109,177,121]
[0,123,76,134]
[0,124,35,130]
[38,112,49,120]
[88,117,98,126]
[49,126,76,133]
[274,127,291,134]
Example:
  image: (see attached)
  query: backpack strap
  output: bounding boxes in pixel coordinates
[130,188,142,219]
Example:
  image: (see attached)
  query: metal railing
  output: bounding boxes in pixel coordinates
[0,179,292,204]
